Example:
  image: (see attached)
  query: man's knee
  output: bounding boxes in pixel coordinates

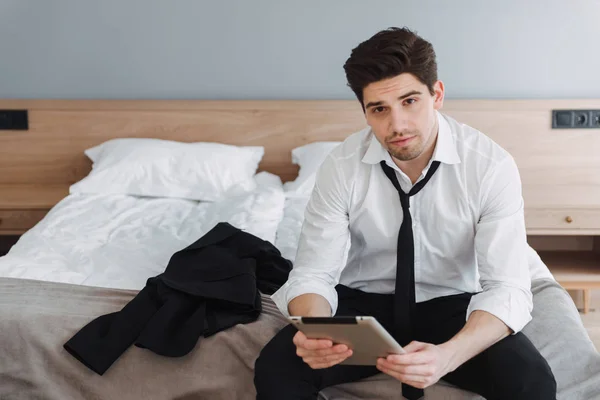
[490,333,557,399]
[520,358,557,399]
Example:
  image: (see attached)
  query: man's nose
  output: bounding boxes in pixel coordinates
[389,108,409,134]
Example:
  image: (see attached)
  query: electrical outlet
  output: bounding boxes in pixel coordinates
[591,111,600,128]
[574,111,588,127]
[552,109,600,129]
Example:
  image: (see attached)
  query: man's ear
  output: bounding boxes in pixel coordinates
[433,80,445,110]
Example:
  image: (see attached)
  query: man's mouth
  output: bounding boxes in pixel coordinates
[388,136,415,146]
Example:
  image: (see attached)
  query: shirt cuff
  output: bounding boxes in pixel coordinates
[466,285,533,334]
[270,278,338,318]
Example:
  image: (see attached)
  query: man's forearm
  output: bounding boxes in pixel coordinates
[439,310,511,372]
[288,293,332,317]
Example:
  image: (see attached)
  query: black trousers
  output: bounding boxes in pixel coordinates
[255,285,557,400]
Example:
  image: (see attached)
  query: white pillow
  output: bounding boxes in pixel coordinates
[283,141,341,197]
[70,138,264,201]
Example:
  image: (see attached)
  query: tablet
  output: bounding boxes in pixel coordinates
[289,316,405,365]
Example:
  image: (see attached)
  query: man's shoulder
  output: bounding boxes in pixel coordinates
[443,113,513,169]
[328,126,372,164]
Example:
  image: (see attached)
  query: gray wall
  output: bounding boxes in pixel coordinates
[0,0,598,99]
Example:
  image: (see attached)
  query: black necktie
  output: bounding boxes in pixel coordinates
[380,160,441,400]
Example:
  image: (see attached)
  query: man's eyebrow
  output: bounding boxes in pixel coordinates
[364,90,423,109]
[398,90,422,100]
[365,101,383,109]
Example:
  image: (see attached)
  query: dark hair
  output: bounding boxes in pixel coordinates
[343,27,438,109]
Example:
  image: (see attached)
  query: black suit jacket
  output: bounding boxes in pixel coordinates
[64,222,292,375]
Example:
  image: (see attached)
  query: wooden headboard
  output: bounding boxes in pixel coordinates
[0,98,599,213]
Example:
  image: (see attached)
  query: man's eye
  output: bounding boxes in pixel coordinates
[404,98,417,105]
[373,107,385,113]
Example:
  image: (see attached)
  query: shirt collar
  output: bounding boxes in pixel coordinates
[361,111,461,166]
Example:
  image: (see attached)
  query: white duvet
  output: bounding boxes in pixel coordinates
[0,173,285,290]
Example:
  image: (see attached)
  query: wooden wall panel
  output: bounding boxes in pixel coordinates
[0,99,599,210]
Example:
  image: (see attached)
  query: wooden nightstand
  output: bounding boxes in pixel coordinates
[526,207,600,315]
[537,250,600,314]
[0,184,68,235]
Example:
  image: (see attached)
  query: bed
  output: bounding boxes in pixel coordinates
[0,171,289,400]
[1,100,599,400]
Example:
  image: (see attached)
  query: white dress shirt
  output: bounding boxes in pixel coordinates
[272,112,553,334]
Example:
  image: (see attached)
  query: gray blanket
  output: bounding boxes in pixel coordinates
[1,278,598,400]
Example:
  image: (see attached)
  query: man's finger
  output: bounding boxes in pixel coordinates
[386,350,434,365]
[298,343,348,358]
[378,360,435,376]
[302,338,334,350]
[303,349,353,366]
[292,331,306,347]
[403,341,429,353]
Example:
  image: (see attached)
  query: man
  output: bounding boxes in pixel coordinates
[255,27,557,400]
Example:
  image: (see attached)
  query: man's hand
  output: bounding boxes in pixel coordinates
[376,341,455,389]
[293,330,353,369]
[376,311,511,388]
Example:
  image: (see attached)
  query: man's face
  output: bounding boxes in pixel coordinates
[362,73,444,162]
